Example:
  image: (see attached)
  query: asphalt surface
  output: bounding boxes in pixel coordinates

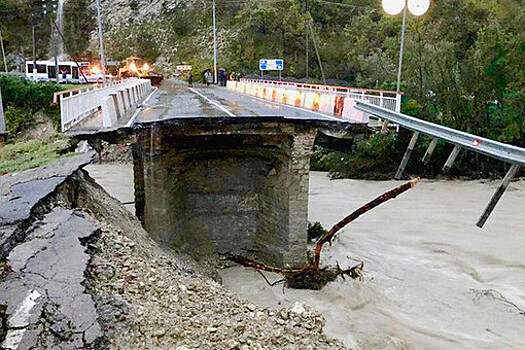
[0,153,103,349]
[135,80,341,124]
[0,153,95,257]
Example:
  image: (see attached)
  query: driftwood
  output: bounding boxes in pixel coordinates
[228,178,419,290]
[228,253,363,290]
[312,177,419,269]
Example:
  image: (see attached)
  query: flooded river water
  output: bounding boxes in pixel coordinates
[86,164,525,349]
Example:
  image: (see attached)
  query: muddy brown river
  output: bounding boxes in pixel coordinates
[87,164,525,349]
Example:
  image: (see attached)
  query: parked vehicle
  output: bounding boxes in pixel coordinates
[25,60,111,83]
[118,57,163,85]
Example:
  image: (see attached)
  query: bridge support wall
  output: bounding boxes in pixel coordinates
[133,119,317,268]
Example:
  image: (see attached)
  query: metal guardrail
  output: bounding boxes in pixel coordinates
[355,101,524,228]
[356,101,525,165]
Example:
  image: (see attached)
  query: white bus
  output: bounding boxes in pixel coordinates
[25,60,109,84]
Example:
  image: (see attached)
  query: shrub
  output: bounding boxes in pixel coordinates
[4,106,32,134]
[308,221,328,242]
[0,76,62,135]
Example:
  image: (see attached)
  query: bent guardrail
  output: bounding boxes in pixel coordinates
[355,100,524,228]
[356,101,525,165]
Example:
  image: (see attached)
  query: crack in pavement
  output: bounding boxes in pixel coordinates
[1,207,103,349]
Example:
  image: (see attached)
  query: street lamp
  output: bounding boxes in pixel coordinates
[382,0,431,93]
[383,0,430,178]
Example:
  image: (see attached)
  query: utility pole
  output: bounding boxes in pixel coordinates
[32,25,37,81]
[305,30,308,78]
[212,0,218,84]
[96,0,107,83]
[55,21,59,84]
[305,0,308,78]
[308,20,325,83]
[0,30,7,72]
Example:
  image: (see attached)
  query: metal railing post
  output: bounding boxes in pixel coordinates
[395,131,419,179]
[477,164,520,228]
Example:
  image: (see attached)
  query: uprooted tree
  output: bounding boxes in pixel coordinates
[228,178,419,290]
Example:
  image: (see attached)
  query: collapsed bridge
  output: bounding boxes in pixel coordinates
[58,78,524,267]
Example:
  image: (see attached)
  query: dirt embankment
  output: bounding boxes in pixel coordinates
[0,155,346,349]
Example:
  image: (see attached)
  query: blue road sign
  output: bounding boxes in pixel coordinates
[259,59,283,71]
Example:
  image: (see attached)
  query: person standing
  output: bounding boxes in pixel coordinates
[188,72,193,86]
[218,68,225,86]
[204,70,212,86]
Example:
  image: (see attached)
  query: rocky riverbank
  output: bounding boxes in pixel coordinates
[0,154,346,349]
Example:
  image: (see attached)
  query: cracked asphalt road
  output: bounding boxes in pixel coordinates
[0,153,102,349]
[0,208,102,349]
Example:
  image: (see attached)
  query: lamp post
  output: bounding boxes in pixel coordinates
[96,0,107,84]
[383,0,430,178]
[212,0,218,84]
[382,0,431,94]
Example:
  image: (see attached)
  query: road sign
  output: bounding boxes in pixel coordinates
[259,59,283,71]
[176,65,193,71]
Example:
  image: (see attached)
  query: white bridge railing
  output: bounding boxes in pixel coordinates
[227,79,401,124]
[55,79,152,132]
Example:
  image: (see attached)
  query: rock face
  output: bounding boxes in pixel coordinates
[0,155,346,349]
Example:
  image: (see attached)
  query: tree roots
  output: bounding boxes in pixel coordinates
[228,178,418,290]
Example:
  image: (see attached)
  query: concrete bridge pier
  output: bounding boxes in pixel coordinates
[133,118,319,268]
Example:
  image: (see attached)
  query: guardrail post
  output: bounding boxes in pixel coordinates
[118,89,128,110]
[133,85,139,103]
[442,145,461,174]
[118,91,126,114]
[60,94,66,132]
[109,93,122,120]
[139,83,144,99]
[0,87,6,133]
[395,131,419,180]
[126,88,133,108]
[476,164,520,228]
[395,92,402,113]
[101,95,118,128]
[422,137,439,164]
[128,87,135,106]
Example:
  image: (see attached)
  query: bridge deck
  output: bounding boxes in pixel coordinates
[135,80,342,124]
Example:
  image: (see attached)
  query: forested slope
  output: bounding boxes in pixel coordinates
[1,0,524,177]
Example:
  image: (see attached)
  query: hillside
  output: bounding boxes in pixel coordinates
[98,0,524,145]
[0,0,524,177]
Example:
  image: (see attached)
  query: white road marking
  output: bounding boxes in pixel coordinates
[188,87,236,117]
[126,87,159,128]
[2,290,42,350]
